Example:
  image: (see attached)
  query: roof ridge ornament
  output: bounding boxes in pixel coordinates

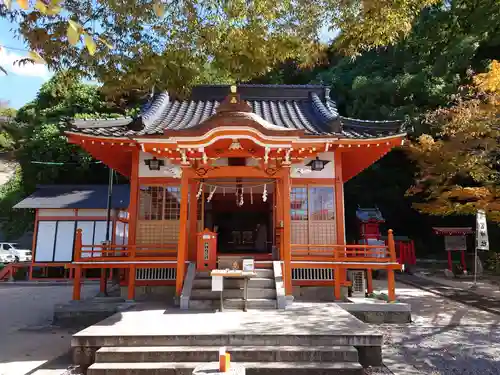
[216,85,252,113]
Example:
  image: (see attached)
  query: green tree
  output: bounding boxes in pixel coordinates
[0,72,129,238]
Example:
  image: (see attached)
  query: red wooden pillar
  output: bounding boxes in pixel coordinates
[72,266,82,301]
[387,229,396,302]
[99,269,107,293]
[128,265,136,300]
[334,148,346,299]
[366,269,374,294]
[128,148,140,249]
[460,250,467,272]
[188,182,199,262]
[282,168,292,295]
[176,168,190,296]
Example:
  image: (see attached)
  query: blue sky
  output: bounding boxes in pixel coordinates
[0,18,52,109]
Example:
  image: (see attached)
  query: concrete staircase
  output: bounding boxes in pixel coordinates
[189,268,278,310]
[87,340,364,375]
[75,302,381,375]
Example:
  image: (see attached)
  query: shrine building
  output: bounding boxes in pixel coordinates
[30,85,407,303]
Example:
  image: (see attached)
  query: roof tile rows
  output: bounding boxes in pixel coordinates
[71,85,406,139]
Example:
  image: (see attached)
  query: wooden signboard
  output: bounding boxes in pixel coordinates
[444,235,467,251]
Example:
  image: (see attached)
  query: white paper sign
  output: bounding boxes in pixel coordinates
[242,259,255,272]
[476,209,489,251]
[212,275,223,291]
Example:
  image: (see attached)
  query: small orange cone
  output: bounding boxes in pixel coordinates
[219,347,231,372]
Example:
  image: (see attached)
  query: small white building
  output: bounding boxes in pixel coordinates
[14,184,130,267]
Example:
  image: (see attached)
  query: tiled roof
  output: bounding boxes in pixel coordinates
[71,85,406,139]
[356,207,385,222]
[13,184,130,209]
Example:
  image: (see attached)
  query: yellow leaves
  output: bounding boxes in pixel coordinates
[98,37,113,50]
[66,20,107,55]
[28,50,46,64]
[67,20,82,46]
[16,0,28,9]
[153,0,165,17]
[35,0,61,15]
[474,60,500,94]
[83,33,96,56]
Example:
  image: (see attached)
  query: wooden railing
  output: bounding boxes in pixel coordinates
[290,229,398,265]
[73,229,177,262]
[291,244,393,263]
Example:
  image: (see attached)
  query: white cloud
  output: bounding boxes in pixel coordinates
[0,45,51,79]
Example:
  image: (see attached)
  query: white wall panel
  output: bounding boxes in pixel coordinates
[35,221,57,261]
[115,221,126,245]
[77,221,95,258]
[53,221,76,262]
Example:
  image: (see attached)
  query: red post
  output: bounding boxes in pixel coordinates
[410,240,416,265]
[128,265,136,300]
[74,229,83,262]
[366,269,373,294]
[447,251,453,271]
[73,266,81,301]
[460,250,467,272]
[387,230,396,302]
[100,269,106,293]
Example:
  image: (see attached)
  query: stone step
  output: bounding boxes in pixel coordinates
[190,288,277,300]
[76,332,382,347]
[192,277,275,289]
[196,269,274,279]
[95,345,359,363]
[88,361,363,375]
[189,298,277,310]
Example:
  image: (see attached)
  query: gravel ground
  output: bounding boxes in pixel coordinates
[0,283,98,375]
[375,281,500,375]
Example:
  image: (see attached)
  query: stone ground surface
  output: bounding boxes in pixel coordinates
[414,270,500,300]
[74,301,374,337]
[374,280,500,375]
[3,279,500,375]
[0,283,98,375]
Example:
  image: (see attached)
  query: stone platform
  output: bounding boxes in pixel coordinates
[338,297,412,324]
[72,302,382,374]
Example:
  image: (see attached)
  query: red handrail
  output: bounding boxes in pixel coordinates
[74,229,178,262]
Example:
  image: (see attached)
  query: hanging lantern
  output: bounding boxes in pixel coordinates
[306,156,330,171]
[144,157,164,171]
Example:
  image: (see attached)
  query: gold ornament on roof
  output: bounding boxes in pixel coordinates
[230,85,237,93]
